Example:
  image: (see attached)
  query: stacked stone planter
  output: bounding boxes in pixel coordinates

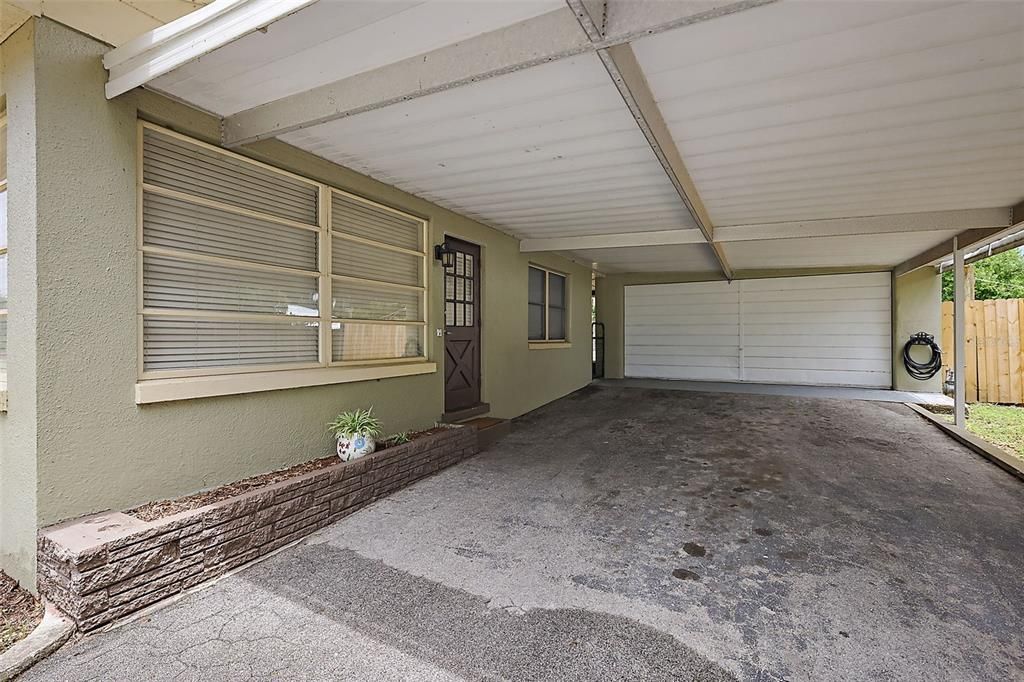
[37,425,477,631]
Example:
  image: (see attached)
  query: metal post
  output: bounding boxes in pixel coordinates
[953,236,966,428]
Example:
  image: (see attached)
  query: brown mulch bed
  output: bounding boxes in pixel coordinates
[127,428,448,522]
[1,571,43,655]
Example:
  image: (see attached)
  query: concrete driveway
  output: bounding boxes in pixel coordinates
[25,385,1024,681]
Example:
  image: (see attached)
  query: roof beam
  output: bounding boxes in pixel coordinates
[104,0,317,99]
[220,0,774,147]
[520,208,1013,253]
[567,0,732,279]
[521,229,705,252]
[716,208,1012,242]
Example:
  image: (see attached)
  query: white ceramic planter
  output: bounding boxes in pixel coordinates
[336,432,376,461]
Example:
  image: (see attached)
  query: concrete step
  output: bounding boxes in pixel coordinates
[462,417,511,450]
[441,402,490,423]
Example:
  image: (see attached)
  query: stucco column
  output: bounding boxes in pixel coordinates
[892,267,943,393]
[0,19,42,588]
[595,275,624,379]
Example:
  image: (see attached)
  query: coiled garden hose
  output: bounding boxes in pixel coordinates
[903,332,943,381]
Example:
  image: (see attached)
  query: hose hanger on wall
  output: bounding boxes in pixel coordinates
[903,332,942,381]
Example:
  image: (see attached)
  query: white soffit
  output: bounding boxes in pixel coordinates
[630,0,1024,229]
[721,229,963,270]
[146,0,562,116]
[566,243,721,274]
[280,53,698,240]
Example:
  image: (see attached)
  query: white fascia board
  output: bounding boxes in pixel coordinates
[520,229,705,252]
[104,0,318,99]
[716,208,1013,242]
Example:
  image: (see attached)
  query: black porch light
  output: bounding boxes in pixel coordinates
[434,242,455,268]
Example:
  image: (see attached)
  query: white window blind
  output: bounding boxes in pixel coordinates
[329,190,426,364]
[139,123,428,380]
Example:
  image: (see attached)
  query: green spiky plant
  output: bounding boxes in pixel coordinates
[328,408,383,440]
[388,431,411,446]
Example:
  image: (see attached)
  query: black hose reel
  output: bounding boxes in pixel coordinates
[903,332,942,381]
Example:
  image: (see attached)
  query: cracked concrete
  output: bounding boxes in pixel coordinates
[24,385,1024,681]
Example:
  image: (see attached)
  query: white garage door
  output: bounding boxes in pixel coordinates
[624,272,892,388]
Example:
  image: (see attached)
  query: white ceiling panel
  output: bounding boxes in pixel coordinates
[281,53,697,240]
[148,0,563,115]
[722,229,962,270]
[632,0,1024,228]
[567,244,721,274]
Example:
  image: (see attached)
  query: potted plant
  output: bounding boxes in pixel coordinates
[329,408,383,461]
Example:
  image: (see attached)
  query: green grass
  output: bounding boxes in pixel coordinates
[963,404,1024,461]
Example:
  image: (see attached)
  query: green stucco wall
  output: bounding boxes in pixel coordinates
[893,268,943,393]
[0,18,591,585]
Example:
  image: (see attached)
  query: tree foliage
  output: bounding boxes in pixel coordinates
[942,249,1024,302]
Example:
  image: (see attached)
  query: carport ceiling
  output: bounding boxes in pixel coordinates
[106,0,1024,276]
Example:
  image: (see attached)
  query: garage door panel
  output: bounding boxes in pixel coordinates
[626,312,740,325]
[745,356,890,372]
[745,334,889,348]
[745,345,890,361]
[744,322,890,336]
[627,345,741,357]
[626,364,741,381]
[627,334,743,347]
[744,368,889,387]
[624,272,891,387]
[627,323,740,335]
[743,307,889,322]
[631,355,740,368]
[746,298,891,314]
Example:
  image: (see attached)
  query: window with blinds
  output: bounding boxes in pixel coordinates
[139,123,428,380]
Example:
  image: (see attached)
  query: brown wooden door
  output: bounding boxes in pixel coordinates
[443,237,481,413]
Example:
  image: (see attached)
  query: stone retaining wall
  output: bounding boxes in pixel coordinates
[37,425,477,630]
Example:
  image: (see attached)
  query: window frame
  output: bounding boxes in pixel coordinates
[135,121,432,401]
[527,264,570,347]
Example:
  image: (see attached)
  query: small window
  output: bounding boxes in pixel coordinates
[528,265,568,342]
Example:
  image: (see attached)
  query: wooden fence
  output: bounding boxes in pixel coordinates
[941,299,1024,404]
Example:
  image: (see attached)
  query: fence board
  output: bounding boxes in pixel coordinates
[966,301,978,402]
[996,299,1011,403]
[976,302,989,402]
[1009,302,1021,404]
[985,300,999,401]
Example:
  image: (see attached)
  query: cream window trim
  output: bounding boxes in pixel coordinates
[529,341,572,350]
[136,361,437,404]
[138,121,432,394]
